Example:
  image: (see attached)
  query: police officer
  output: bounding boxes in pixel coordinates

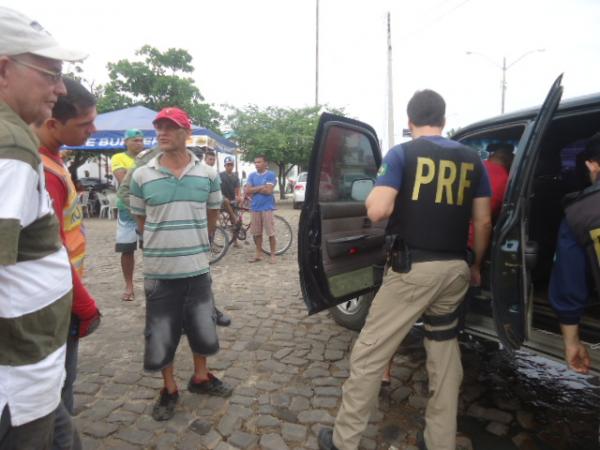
[318,90,492,450]
[549,134,600,374]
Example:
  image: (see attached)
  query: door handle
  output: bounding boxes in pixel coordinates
[328,234,368,244]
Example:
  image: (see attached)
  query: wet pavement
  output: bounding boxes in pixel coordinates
[75,201,599,449]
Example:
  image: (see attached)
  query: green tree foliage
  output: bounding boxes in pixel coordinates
[446,127,460,139]
[228,105,334,198]
[97,45,221,130]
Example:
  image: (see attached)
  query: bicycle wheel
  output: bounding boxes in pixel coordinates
[232,208,252,241]
[209,226,230,265]
[218,210,230,228]
[261,214,293,256]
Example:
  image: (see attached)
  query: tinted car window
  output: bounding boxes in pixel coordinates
[458,124,525,160]
[319,125,378,202]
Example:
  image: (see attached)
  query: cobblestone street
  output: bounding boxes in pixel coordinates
[75,201,598,450]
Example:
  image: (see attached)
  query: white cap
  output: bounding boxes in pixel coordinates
[0,7,87,62]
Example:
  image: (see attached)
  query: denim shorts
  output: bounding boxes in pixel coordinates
[143,273,219,371]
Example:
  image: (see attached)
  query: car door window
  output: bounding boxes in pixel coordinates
[319,127,378,203]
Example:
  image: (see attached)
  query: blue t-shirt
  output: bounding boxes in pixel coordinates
[375,136,492,198]
[248,170,276,211]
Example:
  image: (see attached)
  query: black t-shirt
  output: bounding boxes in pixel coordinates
[219,171,240,200]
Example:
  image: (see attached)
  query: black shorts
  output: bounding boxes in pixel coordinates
[143,273,219,371]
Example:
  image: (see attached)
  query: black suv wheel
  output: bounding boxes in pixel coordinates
[329,292,374,331]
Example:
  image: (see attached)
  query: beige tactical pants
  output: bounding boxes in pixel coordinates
[332,260,470,450]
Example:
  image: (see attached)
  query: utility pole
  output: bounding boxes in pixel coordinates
[315,0,319,107]
[466,49,545,114]
[386,12,395,148]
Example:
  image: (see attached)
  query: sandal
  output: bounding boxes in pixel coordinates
[188,373,233,397]
[121,292,135,302]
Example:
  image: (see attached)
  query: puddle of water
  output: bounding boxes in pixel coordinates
[467,339,600,450]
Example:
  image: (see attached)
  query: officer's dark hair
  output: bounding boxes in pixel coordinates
[255,154,268,162]
[575,133,600,187]
[52,77,96,124]
[582,133,600,163]
[406,89,445,127]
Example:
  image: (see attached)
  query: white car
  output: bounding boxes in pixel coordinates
[292,172,307,209]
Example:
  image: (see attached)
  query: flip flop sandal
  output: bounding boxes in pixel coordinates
[121,292,135,301]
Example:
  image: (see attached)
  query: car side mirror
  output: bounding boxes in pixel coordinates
[351,179,374,202]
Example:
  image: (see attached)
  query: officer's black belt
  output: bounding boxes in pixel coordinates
[423,327,460,341]
[410,248,466,263]
[422,303,463,327]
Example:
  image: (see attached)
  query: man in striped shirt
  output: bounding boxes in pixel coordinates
[0,7,85,449]
[130,107,233,421]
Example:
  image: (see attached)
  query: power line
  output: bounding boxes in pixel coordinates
[398,0,473,40]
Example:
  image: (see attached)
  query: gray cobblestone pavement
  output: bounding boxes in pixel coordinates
[75,200,598,450]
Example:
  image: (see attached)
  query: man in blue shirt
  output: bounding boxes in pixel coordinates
[245,155,277,263]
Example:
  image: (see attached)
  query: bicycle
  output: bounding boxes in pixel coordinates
[209,225,229,265]
[219,199,293,256]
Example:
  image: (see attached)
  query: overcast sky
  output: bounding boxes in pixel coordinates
[5,0,600,149]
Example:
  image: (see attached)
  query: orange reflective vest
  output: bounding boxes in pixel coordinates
[41,154,86,275]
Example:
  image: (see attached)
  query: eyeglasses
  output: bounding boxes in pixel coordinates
[9,58,63,83]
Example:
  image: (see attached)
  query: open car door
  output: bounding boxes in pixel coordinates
[298,113,386,315]
[490,75,564,350]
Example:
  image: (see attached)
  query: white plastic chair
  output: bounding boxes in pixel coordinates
[98,192,117,219]
[77,191,91,218]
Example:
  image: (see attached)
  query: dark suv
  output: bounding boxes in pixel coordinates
[298,75,600,373]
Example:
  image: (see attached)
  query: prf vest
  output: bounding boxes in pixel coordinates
[564,180,600,291]
[41,153,86,275]
[386,137,485,253]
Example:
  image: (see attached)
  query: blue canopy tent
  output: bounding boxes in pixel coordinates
[66,105,236,154]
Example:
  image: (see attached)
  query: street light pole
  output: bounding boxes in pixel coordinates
[501,56,506,114]
[386,12,395,148]
[315,0,319,107]
[466,49,545,114]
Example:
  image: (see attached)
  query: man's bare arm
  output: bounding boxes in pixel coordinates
[365,186,398,223]
[207,208,218,237]
[260,184,274,195]
[133,215,145,235]
[113,168,127,184]
[560,324,591,374]
[470,196,492,285]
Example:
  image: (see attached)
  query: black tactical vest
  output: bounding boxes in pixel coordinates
[386,137,485,253]
[564,181,600,291]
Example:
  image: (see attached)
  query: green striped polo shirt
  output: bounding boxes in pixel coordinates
[130,151,222,279]
[0,101,73,426]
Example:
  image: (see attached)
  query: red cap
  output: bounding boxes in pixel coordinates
[153,107,192,129]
